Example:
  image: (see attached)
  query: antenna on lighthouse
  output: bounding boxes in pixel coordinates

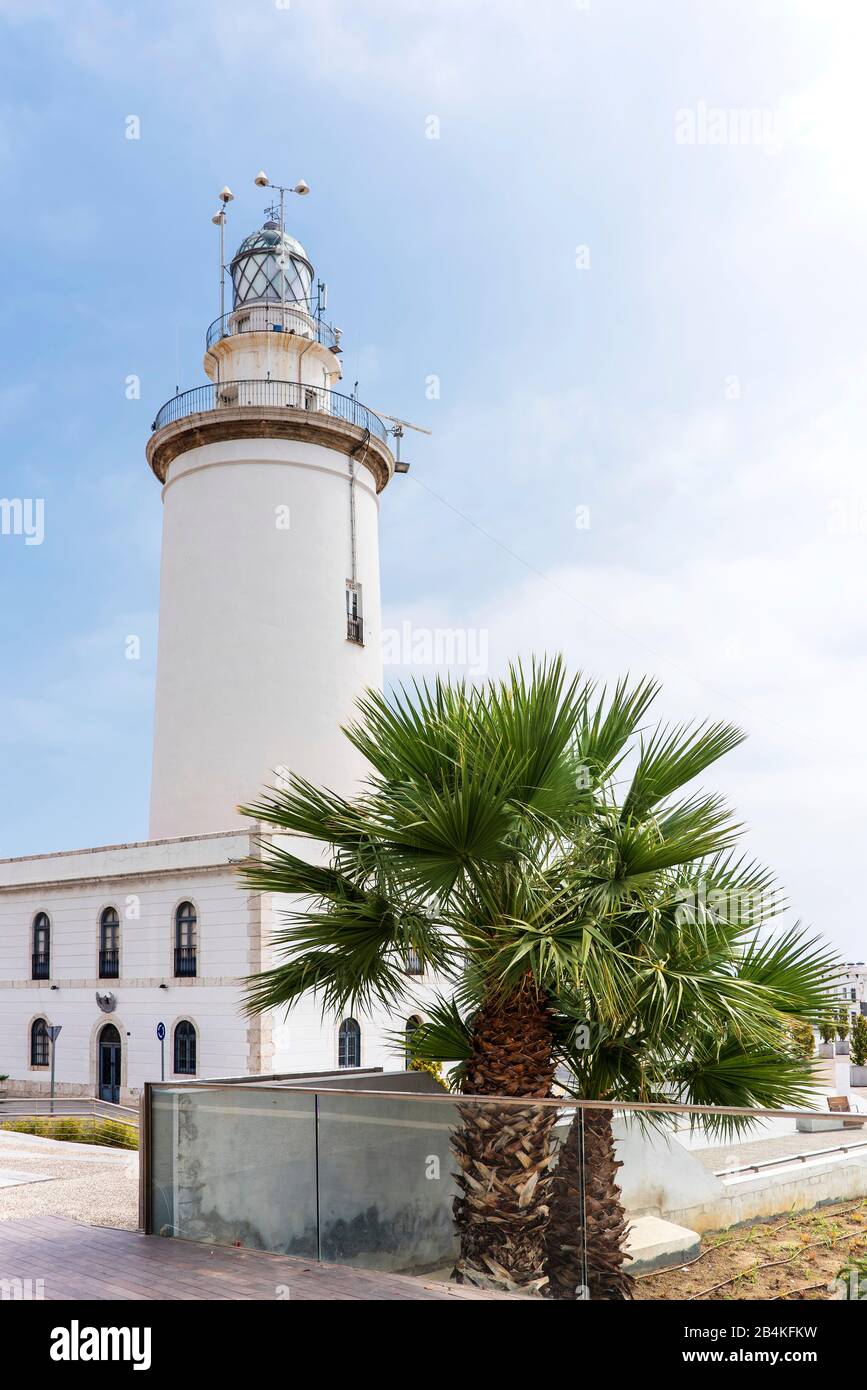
[253,170,311,316]
[370,410,433,474]
[211,186,234,325]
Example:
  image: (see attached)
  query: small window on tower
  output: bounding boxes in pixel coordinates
[346,581,363,645]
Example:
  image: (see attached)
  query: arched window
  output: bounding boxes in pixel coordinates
[405,1015,422,1068]
[174,1020,197,1076]
[174,901,197,977]
[338,1017,361,1069]
[30,1017,49,1067]
[99,907,120,979]
[32,912,50,980]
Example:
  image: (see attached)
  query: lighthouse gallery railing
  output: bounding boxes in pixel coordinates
[151,381,389,443]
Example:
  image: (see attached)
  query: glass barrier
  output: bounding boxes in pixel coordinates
[149,1083,318,1256]
[146,1078,867,1301]
[316,1088,460,1274]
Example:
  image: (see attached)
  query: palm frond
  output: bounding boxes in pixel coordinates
[621,720,745,822]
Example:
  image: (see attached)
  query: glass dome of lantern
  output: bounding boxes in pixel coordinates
[229,220,314,309]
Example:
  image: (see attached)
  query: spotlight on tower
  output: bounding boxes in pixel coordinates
[254,170,270,187]
[293,180,310,196]
[219,186,235,204]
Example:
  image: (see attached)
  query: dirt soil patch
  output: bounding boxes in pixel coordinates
[636,1198,867,1301]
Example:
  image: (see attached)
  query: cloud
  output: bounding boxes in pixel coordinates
[383,359,867,960]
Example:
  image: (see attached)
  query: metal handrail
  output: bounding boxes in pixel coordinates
[206,305,340,353]
[715,1137,867,1178]
[151,380,389,443]
[145,1076,857,1124]
[0,1096,139,1130]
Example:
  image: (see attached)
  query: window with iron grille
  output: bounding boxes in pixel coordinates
[174,1020,197,1076]
[338,1017,361,1069]
[174,901,197,977]
[346,580,363,645]
[30,1018,49,1067]
[32,912,50,980]
[99,906,120,978]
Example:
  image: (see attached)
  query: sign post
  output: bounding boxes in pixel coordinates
[157,1022,166,1082]
[47,1025,62,1115]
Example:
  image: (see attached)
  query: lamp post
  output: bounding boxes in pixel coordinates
[47,1025,62,1115]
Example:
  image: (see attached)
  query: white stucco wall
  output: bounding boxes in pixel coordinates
[0,832,257,1101]
[148,436,385,841]
[206,326,341,391]
[0,831,441,1101]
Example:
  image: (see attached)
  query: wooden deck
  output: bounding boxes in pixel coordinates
[0,1216,510,1301]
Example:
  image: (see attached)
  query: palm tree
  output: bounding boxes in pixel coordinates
[238,657,838,1295]
[240,658,662,1291]
[409,884,838,1299]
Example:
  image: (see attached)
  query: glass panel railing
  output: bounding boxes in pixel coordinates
[315,1088,459,1275]
[145,1077,867,1300]
[149,1083,318,1256]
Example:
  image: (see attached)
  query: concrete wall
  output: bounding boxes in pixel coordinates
[614,1118,867,1234]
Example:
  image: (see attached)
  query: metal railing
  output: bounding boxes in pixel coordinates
[152,380,389,443]
[31,951,49,980]
[174,945,197,978]
[99,947,119,979]
[206,304,341,353]
[0,1095,139,1131]
[141,1078,867,1278]
[346,616,364,645]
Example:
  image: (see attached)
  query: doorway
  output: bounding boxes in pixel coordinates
[98,1023,122,1103]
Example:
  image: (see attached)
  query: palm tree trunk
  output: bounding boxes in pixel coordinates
[545,1106,634,1300]
[452,983,557,1295]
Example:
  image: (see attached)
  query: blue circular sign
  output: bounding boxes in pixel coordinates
[156,1022,166,1041]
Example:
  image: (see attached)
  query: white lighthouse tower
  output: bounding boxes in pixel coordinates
[146,182,394,839]
[0,183,438,1104]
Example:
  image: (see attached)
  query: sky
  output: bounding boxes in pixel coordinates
[0,0,865,959]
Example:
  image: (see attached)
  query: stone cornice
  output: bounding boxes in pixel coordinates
[146,405,394,491]
[0,860,239,894]
[0,976,244,990]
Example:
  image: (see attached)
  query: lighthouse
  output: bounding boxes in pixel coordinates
[146,185,394,840]
[0,183,438,1103]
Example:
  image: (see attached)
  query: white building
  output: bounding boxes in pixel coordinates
[0,202,434,1103]
[836,962,867,1021]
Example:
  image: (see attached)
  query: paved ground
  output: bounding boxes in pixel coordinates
[0,1216,520,1301]
[0,1130,138,1229]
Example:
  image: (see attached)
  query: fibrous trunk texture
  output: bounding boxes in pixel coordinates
[452,985,557,1295]
[545,1106,634,1300]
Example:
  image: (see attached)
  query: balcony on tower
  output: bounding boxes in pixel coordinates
[147,217,394,495]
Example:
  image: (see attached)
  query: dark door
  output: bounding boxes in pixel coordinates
[98,1024,121,1103]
